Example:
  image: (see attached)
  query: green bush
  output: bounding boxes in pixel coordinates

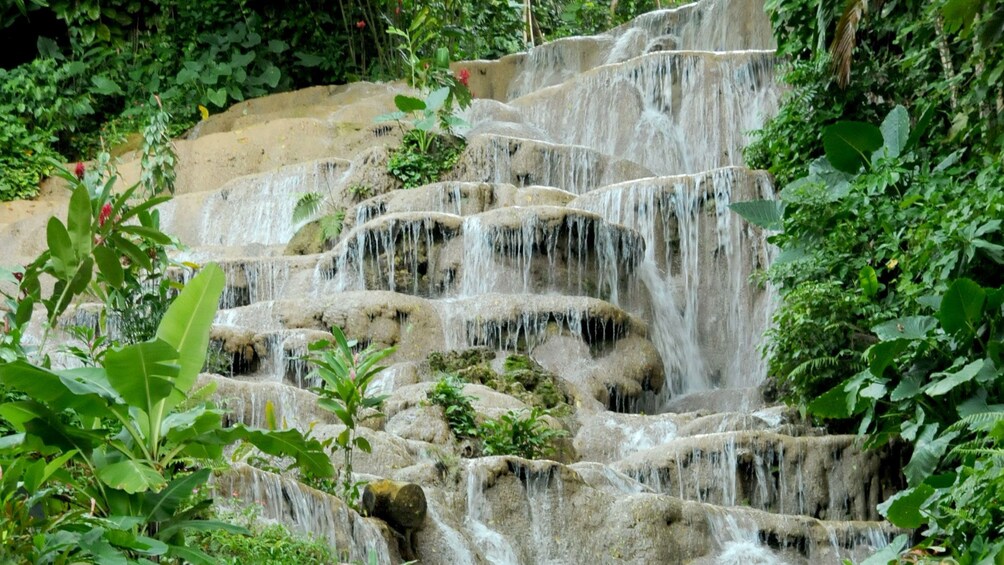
[741,0,1004,559]
[427,375,480,440]
[480,407,566,460]
[192,504,337,564]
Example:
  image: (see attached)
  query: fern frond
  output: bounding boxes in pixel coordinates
[947,410,1004,433]
[951,447,1004,459]
[788,355,842,381]
[293,192,323,225]
[320,209,346,242]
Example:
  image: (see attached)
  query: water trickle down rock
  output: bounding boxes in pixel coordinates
[572,167,777,397]
[0,0,909,561]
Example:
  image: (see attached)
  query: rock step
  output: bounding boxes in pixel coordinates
[612,431,904,522]
[488,49,778,176]
[420,457,899,565]
[459,0,775,102]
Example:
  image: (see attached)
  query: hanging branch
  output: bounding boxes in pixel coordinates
[829,0,869,88]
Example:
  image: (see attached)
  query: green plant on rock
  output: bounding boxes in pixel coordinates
[732,105,1003,412]
[426,374,479,440]
[480,407,566,460]
[190,502,337,564]
[305,327,396,510]
[817,278,1004,562]
[738,102,1004,562]
[377,87,468,189]
[139,95,177,196]
[348,183,374,201]
[1,163,175,363]
[292,192,346,244]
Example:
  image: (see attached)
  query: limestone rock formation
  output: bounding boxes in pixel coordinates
[0,0,905,562]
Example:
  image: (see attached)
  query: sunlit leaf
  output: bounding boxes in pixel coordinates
[98,460,166,493]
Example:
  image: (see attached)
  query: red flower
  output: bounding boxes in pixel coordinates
[457,68,471,88]
[98,203,113,227]
[356,20,366,29]
[74,162,86,180]
[13,272,23,282]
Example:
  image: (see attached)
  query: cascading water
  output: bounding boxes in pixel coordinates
[4,0,906,562]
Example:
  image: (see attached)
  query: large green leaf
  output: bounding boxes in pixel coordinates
[822,120,883,173]
[77,528,130,565]
[66,184,93,261]
[867,339,909,376]
[904,425,958,486]
[104,339,180,414]
[58,367,123,403]
[394,94,426,113]
[93,245,125,287]
[97,460,167,494]
[878,105,909,158]
[47,216,75,278]
[877,485,934,528]
[871,316,937,341]
[220,426,334,478]
[807,372,868,418]
[142,469,211,522]
[155,263,225,404]
[161,406,226,460]
[13,402,106,455]
[0,361,112,418]
[425,86,450,112]
[939,278,985,336]
[859,534,910,565]
[925,359,985,396]
[728,200,783,230]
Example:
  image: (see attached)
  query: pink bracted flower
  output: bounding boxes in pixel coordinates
[74,162,86,180]
[457,68,471,88]
[356,20,366,29]
[98,203,113,227]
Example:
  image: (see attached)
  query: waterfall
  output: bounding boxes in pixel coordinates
[3,1,905,562]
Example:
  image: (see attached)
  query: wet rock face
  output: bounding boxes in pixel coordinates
[3,0,909,562]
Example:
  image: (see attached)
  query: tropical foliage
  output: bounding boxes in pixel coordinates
[304,327,396,510]
[1,0,666,201]
[738,0,1004,560]
[0,120,333,562]
[426,373,567,459]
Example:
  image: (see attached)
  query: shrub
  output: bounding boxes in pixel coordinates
[192,504,337,564]
[427,375,479,440]
[480,407,566,460]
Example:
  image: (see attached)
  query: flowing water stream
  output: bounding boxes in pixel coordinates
[2,0,906,562]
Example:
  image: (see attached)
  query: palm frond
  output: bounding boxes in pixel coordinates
[830,0,869,88]
[319,209,346,242]
[293,192,323,226]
